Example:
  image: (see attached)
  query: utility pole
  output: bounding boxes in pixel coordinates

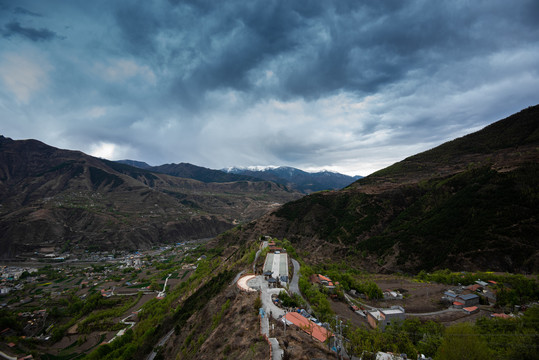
[334,315,343,360]
[283,310,287,336]
[339,318,343,360]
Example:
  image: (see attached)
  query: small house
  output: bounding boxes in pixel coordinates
[463,306,479,314]
[467,284,482,292]
[452,301,464,309]
[383,290,403,300]
[367,306,405,330]
[457,293,479,307]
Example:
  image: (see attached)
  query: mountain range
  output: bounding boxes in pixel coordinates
[223,166,362,193]
[211,105,539,273]
[117,161,361,193]
[0,137,301,259]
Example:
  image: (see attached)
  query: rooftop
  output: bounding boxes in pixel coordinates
[459,293,479,300]
[282,312,332,342]
[382,309,404,315]
[368,310,383,320]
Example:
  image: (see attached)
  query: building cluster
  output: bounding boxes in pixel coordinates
[383,289,404,300]
[18,309,48,337]
[0,266,39,301]
[309,274,339,292]
[442,279,498,314]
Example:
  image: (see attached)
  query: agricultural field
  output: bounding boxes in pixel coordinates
[0,240,207,359]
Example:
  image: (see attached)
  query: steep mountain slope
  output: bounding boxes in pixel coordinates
[224,166,362,193]
[211,105,539,273]
[0,136,301,258]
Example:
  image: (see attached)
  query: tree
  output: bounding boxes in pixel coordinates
[254,296,262,312]
[436,322,491,360]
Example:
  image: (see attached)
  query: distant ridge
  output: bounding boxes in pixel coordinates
[115,160,262,183]
[115,161,361,192]
[224,165,362,193]
[117,159,152,170]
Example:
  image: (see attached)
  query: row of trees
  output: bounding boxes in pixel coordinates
[345,306,539,359]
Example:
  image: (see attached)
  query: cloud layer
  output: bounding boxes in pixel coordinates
[1,0,538,175]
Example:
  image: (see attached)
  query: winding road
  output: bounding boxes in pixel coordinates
[289,258,313,313]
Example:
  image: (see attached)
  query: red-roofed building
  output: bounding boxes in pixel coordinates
[281,312,332,342]
[453,301,464,309]
[310,274,337,291]
[463,306,479,314]
[318,274,331,283]
[467,284,482,292]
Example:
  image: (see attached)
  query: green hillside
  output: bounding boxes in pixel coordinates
[269,105,539,273]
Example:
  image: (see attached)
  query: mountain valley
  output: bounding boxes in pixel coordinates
[0,105,538,360]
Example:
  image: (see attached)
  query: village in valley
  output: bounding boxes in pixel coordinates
[0,240,208,359]
[233,237,533,360]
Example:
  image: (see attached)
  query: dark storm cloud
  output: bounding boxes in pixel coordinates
[13,7,43,17]
[110,0,539,105]
[3,21,61,42]
[1,0,538,175]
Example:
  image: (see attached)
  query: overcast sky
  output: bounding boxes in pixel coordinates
[1,1,538,176]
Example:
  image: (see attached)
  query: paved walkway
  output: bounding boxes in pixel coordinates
[146,328,174,360]
[289,258,313,313]
[263,253,288,279]
[0,350,17,360]
[252,275,285,360]
[269,338,283,359]
[243,246,286,359]
[247,276,286,319]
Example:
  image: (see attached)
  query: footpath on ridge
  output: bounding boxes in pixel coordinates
[236,241,285,360]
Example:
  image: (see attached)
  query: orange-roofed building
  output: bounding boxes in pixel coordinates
[463,306,479,314]
[453,301,464,309]
[318,274,331,283]
[282,312,332,342]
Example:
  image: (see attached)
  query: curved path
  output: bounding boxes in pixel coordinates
[231,270,245,286]
[344,293,376,311]
[146,328,174,360]
[247,276,286,319]
[407,307,461,316]
[289,258,313,313]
